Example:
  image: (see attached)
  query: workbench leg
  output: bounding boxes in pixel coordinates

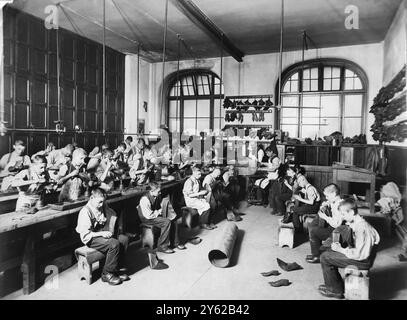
[21,235,36,295]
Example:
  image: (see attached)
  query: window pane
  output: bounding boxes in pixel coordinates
[345,69,354,77]
[303,108,317,117]
[302,118,319,125]
[332,67,340,78]
[281,124,298,138]
[332,78,340,90]
[343,118,362,137]
[213,118,223,131]
[310,68,318,78]
[291,80,298,92]
[283,82,291,93]
[196,100,210,117]
[215,99,223,117]
[321,95,340,117]
[345,78,354,90]
[169,101,180,118]
[183,119,196,135]
[197,118,211,133]
[344,94,363,117]
[303,69,310,79]
[169,118,180,132]
[281,117,298,124]
[354,78,363,90]
[301,125,318,138]
[282,96,299,107]
[303,95,319,108]
[291,72,299,80]
[281,108,298,118]
[324,67,332,78]
[184,100,197,117]
[303,79,310,91]
[311,80,318,91]
[323,79,331,91]
[320,118,340,136]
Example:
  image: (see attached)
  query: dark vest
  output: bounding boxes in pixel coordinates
[146,192,161,211]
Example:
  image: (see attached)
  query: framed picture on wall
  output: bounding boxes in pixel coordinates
[138,119,145,134]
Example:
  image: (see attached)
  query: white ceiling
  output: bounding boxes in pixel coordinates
[8,0,403,62]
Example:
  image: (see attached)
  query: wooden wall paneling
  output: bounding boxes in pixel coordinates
[31,133,47,154]
[0,135,11,155]
[3,8,125,154]
[61,134,74,147]
[48,134,60,149]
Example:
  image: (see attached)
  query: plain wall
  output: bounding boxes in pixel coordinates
[124,54,151,136]
[383,0,406,86]
[129,43,383,143]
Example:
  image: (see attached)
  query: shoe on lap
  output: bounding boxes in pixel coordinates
[209,223,218,229]
[101,272,122,285]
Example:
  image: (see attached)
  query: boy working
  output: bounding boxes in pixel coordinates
[139,182,186,254]
[282,175,320,230]
[57,148,90,202]
[306,184,343,263]
[183,167,215,230]
[0,140,31,191]
[76,188,129,286]
[11,155,49,213]
[319,198,380,299]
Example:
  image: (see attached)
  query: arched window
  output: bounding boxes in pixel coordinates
[277,58,368,139]
[166,69,224,134]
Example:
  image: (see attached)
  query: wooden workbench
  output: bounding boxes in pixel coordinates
[0,178,186,296]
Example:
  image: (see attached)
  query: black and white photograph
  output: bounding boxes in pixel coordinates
[0,0,406,305]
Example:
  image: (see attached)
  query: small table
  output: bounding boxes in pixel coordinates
[332,164,376,213]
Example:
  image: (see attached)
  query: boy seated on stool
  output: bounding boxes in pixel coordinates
[282,175,320,230]
[76,188,129,286]
[183,167,216,230]
[57,148,90,202]
[95,149,118,192]
[306,183,343,263]
[203,167,242,222]
[11,155,50,213]
[0,140,31,191]
[139,182,186,253]
[254,171,278,207]
[318,198,380,299]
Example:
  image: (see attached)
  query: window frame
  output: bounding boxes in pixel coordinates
[166,70,224,134]
[276,58,368,138]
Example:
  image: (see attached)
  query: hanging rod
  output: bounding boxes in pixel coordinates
[226,95,274,99]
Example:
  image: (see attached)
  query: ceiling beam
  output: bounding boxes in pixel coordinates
[170,0,244,62]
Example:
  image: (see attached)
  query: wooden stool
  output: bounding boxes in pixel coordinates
[74,246,105,285]
[278,219,294,248]
[181,207,199,229]
[343,266,370,300]
[140,224,155,249]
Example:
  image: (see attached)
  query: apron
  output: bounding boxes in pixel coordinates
[184,177,210,215]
